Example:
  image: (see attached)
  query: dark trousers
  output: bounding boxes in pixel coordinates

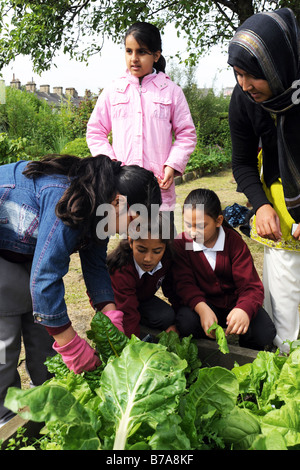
[139,296,176,331]
[0,257,55,425]
[176,304,276,350]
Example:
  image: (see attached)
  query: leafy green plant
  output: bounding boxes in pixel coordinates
[3,312,300,451]
[61,137,91,158]
[0,132,29,164]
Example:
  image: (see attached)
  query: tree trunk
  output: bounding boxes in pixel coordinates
[236,0,255,25]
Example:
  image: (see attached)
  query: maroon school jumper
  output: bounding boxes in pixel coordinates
[110,252,178,337]
[173,226,264,320]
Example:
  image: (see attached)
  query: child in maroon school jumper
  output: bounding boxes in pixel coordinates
[107,215,179,338]
[173,188,276,350]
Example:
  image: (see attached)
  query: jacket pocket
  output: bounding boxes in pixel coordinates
[0,187,14,224]
[18,204,39,244]
[111,94,130,119]
[152,96,172,120]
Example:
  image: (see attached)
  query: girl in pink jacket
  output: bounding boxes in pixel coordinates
[86,22,197,212]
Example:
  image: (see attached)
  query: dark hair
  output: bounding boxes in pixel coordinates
[107,212,174,273]
[183,188,235,230]
[125,22,166,73]
[184,188,222,220]
[23,154,161,240]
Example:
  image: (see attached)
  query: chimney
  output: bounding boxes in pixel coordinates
[10,73,21,90]
[53,86,63,96]
[25,78,36,93]
[65,87,78,98]
[40,84,50,94]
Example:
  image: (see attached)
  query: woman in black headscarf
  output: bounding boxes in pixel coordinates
[228,7,300,353]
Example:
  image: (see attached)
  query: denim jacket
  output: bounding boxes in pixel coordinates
[0,161,114,327]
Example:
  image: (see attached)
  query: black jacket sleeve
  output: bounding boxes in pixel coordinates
[229,85,275,212]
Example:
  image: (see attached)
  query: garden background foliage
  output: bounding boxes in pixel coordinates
[0,65,231,175]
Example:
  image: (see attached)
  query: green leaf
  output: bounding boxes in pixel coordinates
[251,430,288,450]
[207,322,229,354]
[97,340,187,450]
[4,384,101,450]
[179,366,239,446]
[261,402,300,447]
[148,415,191,450]
[157,331,202,382]
[86,310,130,363]
[276,347,300,403]
[212,407,261,450]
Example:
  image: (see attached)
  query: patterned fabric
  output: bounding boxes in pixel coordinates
[228,8,300,222]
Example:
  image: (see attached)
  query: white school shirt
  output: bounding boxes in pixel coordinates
[192,226,225,270]
[133,259,163,279]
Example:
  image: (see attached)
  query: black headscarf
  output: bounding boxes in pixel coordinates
[228,8,300,223]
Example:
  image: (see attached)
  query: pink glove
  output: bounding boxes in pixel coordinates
[104,310,125,333]
[53,333,101,374]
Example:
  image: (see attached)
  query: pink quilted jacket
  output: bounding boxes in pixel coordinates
[86,70,196,210]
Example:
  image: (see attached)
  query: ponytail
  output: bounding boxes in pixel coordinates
[154,55,166,73]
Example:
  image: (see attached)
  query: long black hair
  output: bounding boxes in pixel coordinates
[23,154,161,240]
[125,22,166,73]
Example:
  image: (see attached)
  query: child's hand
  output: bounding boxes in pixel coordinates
[225,308,250,336]
[195,303,218,338]
[158,166,174,190]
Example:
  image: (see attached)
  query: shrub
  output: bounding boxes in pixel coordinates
[0,133,29,164]
[61,137,91,157]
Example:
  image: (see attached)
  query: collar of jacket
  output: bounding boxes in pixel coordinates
[115,69,170,93]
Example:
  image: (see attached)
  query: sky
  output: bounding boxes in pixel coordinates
[0,25,236,97]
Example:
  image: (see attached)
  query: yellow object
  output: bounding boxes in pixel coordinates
[251,150,300,251]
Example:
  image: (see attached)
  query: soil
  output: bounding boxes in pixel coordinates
[18,167,264,387]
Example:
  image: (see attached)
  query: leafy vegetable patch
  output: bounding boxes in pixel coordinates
[2,313,300,450]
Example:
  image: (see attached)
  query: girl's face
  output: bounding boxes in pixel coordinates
[184,208,223,248]
[125,34,161,80]
[234,66,273,102]
[129,236,166,272]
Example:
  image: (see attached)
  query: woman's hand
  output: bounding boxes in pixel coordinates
[292,223,300,240]
[158,166,174,190]
[256,204,282,241]
[225,308,250,336]
[53,329,101,374]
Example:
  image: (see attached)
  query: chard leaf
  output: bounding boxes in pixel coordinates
[148,414,191,450]
[179,366,239,446]
[86,310,130,363]
[212,406,261,450]
[5,384,101,450]
[97,340,187,450]
[251,430,288,450]
[276,347,300,403]
[261,402,300,447]
[207,322,229,354]
[157,331,202,382]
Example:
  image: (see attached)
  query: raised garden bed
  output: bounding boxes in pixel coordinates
[0,331,258,450]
